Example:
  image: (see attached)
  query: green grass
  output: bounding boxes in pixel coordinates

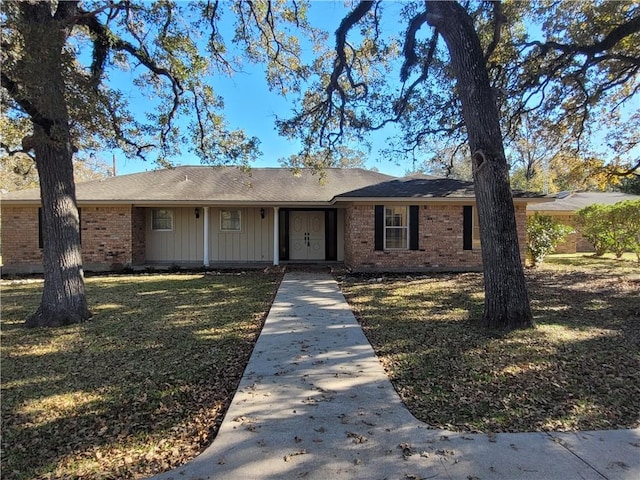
[541,252,639,273]
[1,272,281,480]
[340,256,640,433]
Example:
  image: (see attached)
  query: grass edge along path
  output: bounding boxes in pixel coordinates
[339,254,640,434]
[1,271,282,480]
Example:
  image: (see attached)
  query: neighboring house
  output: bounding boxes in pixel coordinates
[1,166,546,274]
[527,191,640,253]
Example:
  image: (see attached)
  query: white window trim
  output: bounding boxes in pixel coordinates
[151,208,174,231]
[384,206,409,250]
[220,208,242,232]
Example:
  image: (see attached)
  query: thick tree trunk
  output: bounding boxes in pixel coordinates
[19,2,91,328]
[426,1,533,329]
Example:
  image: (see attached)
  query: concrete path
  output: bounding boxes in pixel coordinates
[152,272,640,480]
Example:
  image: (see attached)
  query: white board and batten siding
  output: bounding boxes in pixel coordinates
[145,207,273,263]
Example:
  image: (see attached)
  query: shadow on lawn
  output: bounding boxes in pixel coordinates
[1,273,281,480]
[343,270,640,433]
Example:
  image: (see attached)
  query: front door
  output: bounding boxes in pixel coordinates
[289,211,325,260]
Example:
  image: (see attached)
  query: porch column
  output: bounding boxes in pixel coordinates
[203,206,210,267]
[273,206,279,266]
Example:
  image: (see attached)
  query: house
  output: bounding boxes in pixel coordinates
[1,166,547,274]
[527,191,640,253]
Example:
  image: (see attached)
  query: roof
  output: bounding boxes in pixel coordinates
[0,166,394,205]
[527,191,640,212]
[335,174,548,201]
[1,166,547,205]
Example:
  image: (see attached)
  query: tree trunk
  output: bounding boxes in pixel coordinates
[18,2,91,328]
[426,1,533,329]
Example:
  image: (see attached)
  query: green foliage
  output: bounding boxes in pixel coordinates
[619,176,640,194]
[1,1,316,168]
[577,200,640,259]
[526,213,573,266]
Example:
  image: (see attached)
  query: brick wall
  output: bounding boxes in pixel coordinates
[131,207,146,264]
[80,206,134,269]
[525,212,594,254]
[1,207,42,272]
[345,203,529,271]
[1,205,143,273]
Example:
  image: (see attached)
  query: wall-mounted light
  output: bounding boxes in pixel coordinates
[194,207,200,219]
[260,208,265,219]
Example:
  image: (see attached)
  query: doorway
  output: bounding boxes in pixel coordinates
[289,211,325,260]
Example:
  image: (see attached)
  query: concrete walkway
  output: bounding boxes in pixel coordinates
[152,272,640,480]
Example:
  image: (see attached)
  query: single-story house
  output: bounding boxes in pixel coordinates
[527,191,640,253]
[1,166,547,274]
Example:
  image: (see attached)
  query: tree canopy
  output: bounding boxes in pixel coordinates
[0,0,314,327]
[280,0,639,186]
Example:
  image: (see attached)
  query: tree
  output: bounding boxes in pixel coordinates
[279,0,639,329]
[1,116,110,191]
[281,145,367,177]
[619,175,640,194]
[1,1,311,327]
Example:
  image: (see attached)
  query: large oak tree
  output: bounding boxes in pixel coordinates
[1,0,312,327]
[280,0,639,329]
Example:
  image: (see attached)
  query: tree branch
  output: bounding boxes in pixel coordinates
[0,72,53,134]
[484,1,506,61]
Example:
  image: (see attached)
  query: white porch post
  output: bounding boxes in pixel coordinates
[203,206,210,267]
[273,206,279,266]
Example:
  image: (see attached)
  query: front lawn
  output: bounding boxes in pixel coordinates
[1,272,281,480]
[340,254,640,433]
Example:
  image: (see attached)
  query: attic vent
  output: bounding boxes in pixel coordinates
[556,191,571,199]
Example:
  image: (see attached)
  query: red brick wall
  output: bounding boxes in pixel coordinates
[345,203,529,271]
[1,207,42,272]
[131,207,146,264]
[1,205,142,273]
[80,206,133,269]
[525,212,594,254]
[514,204,528,263]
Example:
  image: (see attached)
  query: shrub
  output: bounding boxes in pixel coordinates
[613,200,640,261]
[577,200,640,260]
[576,204,613,256]
[527,213,574,266]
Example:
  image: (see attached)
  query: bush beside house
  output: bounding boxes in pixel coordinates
[527,213,574,266]
[577,200,640,261]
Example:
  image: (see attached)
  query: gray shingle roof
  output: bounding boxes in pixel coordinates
[1,166,394,204]
[337,174,546,199]
[1,167,548,205]
[527,191,640,212]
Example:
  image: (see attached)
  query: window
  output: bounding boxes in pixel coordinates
[151,209,173,231]
[220,209,241,232]
[384,206,409,249]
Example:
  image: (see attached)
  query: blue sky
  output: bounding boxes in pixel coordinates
[106,1,412,178]
[103,2,638,179]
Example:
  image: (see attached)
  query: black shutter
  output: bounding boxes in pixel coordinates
[463,205,473,250]
[409,205,419,250]
[38,207,43,248]
[78,207,82,245]
[374,205,384,251]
